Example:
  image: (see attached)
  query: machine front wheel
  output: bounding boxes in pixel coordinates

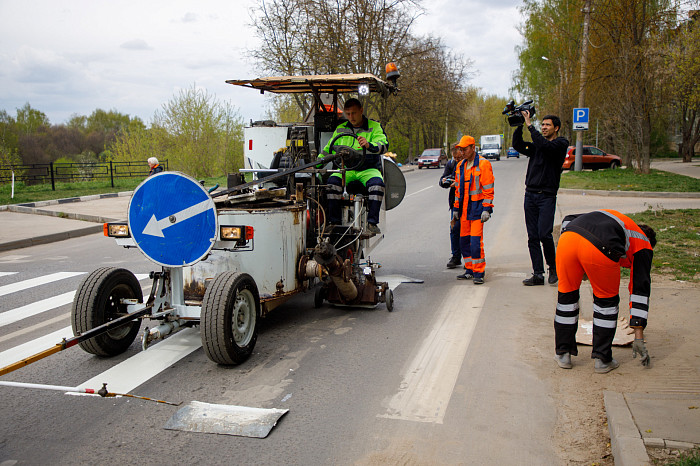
[201,272,260,365]
[385,288,394,312]
[71,267,143,356]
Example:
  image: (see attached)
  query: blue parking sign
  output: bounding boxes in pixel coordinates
[573,108,589,131]
[128,172,217,267]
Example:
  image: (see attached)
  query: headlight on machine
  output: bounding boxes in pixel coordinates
[220,225,254,242]
[104,223,130,237]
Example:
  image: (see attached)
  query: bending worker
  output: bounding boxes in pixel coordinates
[321,98,388,235]
[554,209,655,373]
[453,135,494,285]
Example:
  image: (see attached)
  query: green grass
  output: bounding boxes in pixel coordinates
[626,208,700,282]
[658,448,700,465]
[560,168,700,192]
[0,176,229,206]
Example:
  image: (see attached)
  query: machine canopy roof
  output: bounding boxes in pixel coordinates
[226,73,394,97]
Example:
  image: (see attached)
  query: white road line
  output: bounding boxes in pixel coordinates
[0,291,75,328]
[0,272,18,277]
[0,325,73,367]
[0,313,70,344]
[75,328,201,394]
[0,272,85,297]
[379,285,488,424]
[405,186,433,198]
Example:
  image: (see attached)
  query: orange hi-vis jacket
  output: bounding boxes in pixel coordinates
[453,153,495,221]
[561,209,654,328]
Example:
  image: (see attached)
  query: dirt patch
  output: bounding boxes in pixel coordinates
[529,277,700,465]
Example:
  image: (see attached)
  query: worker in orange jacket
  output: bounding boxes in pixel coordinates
[554,209,656,373]
[452,135,495,285]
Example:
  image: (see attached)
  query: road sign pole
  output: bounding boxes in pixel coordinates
[575,134,584,172]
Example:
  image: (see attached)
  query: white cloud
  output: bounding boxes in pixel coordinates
[0,0,524,125]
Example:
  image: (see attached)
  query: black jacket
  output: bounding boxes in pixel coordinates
[439,158,459,208]
[513,125,568,195]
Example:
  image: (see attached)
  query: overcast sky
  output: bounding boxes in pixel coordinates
[0,0,523,126]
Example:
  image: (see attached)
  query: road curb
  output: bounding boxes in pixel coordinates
[604,391,651,466]
[0,224,104,252]
[559,188,700,198]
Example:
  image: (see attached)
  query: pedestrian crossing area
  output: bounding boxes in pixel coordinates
[0,269,201,396]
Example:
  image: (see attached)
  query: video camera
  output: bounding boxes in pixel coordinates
[502,100,536,127]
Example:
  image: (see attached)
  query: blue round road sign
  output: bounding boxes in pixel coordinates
[128,172,217,267]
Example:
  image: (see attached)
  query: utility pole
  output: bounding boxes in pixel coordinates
[574,0,592,171]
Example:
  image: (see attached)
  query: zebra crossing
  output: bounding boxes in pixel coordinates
[0,269,200,395]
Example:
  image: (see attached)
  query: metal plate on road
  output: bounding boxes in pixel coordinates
[128,172,217,267]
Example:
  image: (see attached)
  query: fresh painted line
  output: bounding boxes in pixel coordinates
[0,272,18,277]
[75,328,202,394]
[405,186,432,198]
[0,326,72,367]
[379,274,424,291]
[0,291,75,328]
[0,274,149,328]
[379,285,488,424]
[0,272,85,297]
[0,313,70,344]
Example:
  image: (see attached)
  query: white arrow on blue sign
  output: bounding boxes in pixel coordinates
[573,107,590,131]
[128,172,217,267]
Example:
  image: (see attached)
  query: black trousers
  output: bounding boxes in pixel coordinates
[524,191,557,275]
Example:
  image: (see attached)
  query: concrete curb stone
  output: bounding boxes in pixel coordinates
[604,391,651,465]
[0,224,104,252]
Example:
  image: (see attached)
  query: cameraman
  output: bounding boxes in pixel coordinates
[439,143,463,268]
[513,110,569,286]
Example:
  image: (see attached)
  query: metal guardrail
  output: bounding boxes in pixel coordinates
[0,160,168,190]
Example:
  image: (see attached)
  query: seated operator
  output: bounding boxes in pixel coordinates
[320,98,388,235]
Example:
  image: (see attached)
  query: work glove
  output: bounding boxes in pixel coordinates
[481,211,491,223]
[632,339,650,367]
[452,210,459,221]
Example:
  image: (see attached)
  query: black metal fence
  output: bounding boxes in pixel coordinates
[0,160,169,190]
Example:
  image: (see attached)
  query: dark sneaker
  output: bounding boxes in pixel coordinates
[594,358,620,374]
[523,274,545,286]
[367,224,381,235]
[548,266,558,285]
[457,271,474,280]
[473,277,484,285]
[554,353,572,369]
[446,257,461,269]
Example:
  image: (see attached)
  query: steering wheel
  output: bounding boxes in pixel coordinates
[327,131,366,171]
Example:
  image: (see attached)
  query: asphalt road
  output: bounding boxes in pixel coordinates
[1,157,567,464]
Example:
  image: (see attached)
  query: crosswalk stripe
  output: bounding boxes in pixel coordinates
[379,285,488,424]
[0,272,19,278]
[0,313,70,344]
[0,291,75,328]
[0,272,85,297]
[0,326,72,367]
[75,328,201,394]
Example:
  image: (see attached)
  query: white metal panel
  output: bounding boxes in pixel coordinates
[243,126,289,171]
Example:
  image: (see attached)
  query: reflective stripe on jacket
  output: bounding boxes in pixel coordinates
[453,153,494,221]
[561,209,653,328]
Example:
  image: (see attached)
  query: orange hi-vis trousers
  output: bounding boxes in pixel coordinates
[554,231,621,363]
[459,219,485,279]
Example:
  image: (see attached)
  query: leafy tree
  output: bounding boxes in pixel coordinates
[15,103,49,135]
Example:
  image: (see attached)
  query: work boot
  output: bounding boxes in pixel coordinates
[446,256,461,269]
[594,358,620,374]
[367,224,381,235]
[523,274,545,286]
[457,271,474,280]
[554,353,572,369]
[473,277,484,285]
[548,266,558,285]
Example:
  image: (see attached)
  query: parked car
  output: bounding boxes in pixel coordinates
[506,147,520,158]
[417,148,447,169]
[562,145,621,170]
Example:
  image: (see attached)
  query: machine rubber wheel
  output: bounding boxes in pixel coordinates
[314,286,326,308]
[385,288,394,312]
[201,272,260,365]
[71,267,143,356]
